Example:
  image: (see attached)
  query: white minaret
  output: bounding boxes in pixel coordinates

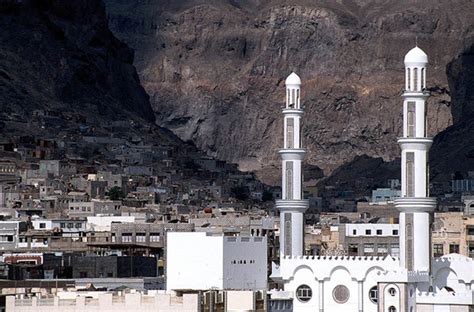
[276,73,309,258]
[395,47,436,273]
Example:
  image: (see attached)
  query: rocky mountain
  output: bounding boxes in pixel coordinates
[104,0,474,187]
[0,0,155,127]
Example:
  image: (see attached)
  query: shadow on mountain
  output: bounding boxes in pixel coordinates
[430,42,474,181]
[318,155,400,197]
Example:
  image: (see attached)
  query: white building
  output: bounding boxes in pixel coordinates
[271,51,474,312]
[166,232,267,291]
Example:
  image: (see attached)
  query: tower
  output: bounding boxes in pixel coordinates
[276,73,309,258]
[395,47,436,273]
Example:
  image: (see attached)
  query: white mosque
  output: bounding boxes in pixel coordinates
[270,47,474,312]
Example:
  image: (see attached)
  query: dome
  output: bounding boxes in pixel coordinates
[404,46,428,64]
[285,72,301,86]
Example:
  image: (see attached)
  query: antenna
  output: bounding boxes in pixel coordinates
[415,35,418,47]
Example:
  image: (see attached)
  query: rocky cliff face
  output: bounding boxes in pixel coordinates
[0,0,155,125]
[104,0,474,185]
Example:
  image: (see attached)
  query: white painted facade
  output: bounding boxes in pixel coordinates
[166,232,267,291]
[86,216,135,232]
[345,224,399,237]
[272,53,474,312]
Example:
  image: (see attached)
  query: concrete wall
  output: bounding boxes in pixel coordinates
[222,236,267,290]
[167,232,223,290]
[166,232,267,291]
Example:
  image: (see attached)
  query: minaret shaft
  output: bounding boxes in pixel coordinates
[395,47,436,273]
[277,73,309,259]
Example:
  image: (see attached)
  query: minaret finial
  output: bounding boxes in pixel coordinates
[415,35,418,47]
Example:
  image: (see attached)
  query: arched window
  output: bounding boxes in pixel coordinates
[388,306,397,312]
[296,285,312,302]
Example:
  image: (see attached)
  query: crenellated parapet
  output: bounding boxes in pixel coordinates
[277,255,400,282]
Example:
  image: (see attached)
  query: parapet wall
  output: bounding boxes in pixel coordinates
[6,293,199,312]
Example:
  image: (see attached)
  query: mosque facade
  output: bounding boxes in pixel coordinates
[271,47,474,312]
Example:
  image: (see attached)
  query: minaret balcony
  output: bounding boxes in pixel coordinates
[275,199,309,212]
[397,137,433,150]
[278,149,306,160]
[394,197,437,213]
[282,108,304,115]
[402,90,430,97]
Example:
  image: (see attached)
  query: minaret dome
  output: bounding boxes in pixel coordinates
[404,46,428,65]
[285,72,301,86]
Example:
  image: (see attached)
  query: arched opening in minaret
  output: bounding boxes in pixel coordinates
[413,68,418,91]
[286,118,294,148]
[421,68,425,89]
[296,89,300,108]
[407,102,416,137]
[286,161,293,199]
[405,152,415,197]
[290,89,295,108]
[406,219,413,271]
[407,68,411,91]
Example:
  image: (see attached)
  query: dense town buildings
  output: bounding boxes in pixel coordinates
[2,47,474,312]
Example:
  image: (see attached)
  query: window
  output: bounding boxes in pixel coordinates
[406,152,415,197]
[348,244,358,256]
[376,229,382,235]
[60,223,66,228]
[75,223,82,229]
[286,162,293,199]
[111,233,116,243]
[122,233,132,243]
[286,118,294,148]
[352,229,357,235]
[364,243,375,256]
[39,223,46,229]
[388,306,397,312]
[365,229,371,235]
[467,226,474,236]
[469,242,474,258]
[369,286,378,303]
[433,244,444,257]
[67,223,73,229]
[392,229,398,235]
[296,285,312,303]
[449,244,459,254]
[407,101,416,137]
[333,285,350,304]
[388,287,397,296]
[150,233,160,242]
[377,243,388,255]
[136,233,146,243]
